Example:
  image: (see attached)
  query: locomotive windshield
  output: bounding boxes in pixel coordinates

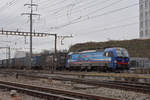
[116,48,129,57]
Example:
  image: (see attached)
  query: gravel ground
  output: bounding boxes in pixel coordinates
[0,74,150,100]
[0,89,45,100]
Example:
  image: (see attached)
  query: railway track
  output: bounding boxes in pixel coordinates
[1,69,150,79]
[0,70,150,94]
[9,72,150,94]
[16,72,150,94]
[51,76,150,94]
[0,81,119,100]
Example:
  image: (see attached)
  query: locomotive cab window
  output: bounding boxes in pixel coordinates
[116,49,129,57]
[104,52,113,57]
[108,52,114,57]
[104,52,109,57]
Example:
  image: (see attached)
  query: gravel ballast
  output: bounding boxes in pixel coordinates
[0,74,149,100]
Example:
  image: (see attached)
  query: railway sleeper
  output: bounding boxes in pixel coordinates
[0,84,80,100]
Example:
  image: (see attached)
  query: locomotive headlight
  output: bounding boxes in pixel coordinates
[114,60,117,64]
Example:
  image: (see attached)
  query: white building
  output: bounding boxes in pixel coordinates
[139,0,150,38]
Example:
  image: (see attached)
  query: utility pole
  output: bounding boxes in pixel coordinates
[51,34,57,74]
[21,0,40,68]
[8,47,11,68]
[50,34,73,73]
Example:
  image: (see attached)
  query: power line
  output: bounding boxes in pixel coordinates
[41,0,94,18]
[49,3,76,15]
[84,15,139,32]
[0,0,19,13]
[39,0,61,6]
[63,0,124,22]
[45,0,102,18]
[40,0,67,9]
[55,0,112,16]
[51,0,121,20]
[86,0,124,16]
[0,0,27,27]
[51,0,99,14]
[51,2,139,29]
[43,0,121,29]
[40,0,82,19]
[83,22,138,34]
[0,0,38,31]
[38,0,50,4]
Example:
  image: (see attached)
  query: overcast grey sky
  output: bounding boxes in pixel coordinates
[0,0,139,59]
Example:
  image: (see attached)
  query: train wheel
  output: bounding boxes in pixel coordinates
[87,66,91,72]
[97,67,102,72]
[103,67,107,72]
[68,67,72,71]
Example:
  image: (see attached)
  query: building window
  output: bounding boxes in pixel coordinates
[140,4,143,11]
[145,0,148,9]
[140,21,143,28]
[145,30,148,36]
[140,12,143,20]
[145,20,148,27]
[140,31,143,37]
[145,12,148,19]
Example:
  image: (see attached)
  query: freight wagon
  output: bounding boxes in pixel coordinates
[0,52,68,70]
[0,56,44,69]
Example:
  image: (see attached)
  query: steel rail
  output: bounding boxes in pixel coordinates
[0,81,119,100]
[1,69,150,79]
[0,70,150,94]
[2,70,149,94]
[13,72,150,94]
[0,84,78,100]
[51,76,150,94]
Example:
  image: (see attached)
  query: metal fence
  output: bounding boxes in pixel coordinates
[130,57,150,68]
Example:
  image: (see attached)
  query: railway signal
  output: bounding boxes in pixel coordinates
[57,34,73,45]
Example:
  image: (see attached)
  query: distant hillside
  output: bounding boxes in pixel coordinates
[69,39,150,59]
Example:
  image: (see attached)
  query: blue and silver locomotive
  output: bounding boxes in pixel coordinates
[66,47,130,71]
